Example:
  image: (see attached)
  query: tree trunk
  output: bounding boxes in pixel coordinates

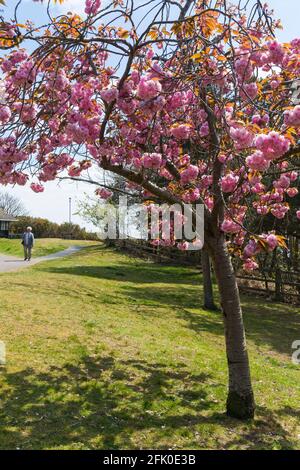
[201,250,217,310]
[210,235,255,420]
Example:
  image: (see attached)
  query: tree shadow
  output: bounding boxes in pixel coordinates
[0,355,219,450]
[40,255,300,356]
[39,259,201,287]
[241,297,300,356]
[0,354,297,450]
[111,281,300,356]
[222,405,299,450]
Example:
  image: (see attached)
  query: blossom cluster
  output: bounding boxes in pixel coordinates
[0,2,299,271]
[284,105,300,127]
[85,0,101,15]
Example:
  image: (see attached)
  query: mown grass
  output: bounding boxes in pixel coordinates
[0,238,96,258]
[0,244,299,450]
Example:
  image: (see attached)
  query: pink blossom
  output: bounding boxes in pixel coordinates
[182,188,200,203]
[180,165,199,184]
[296,210,300,220]
[13,60,36,85]
[180,154,190,166]
[18,104,37,123]
[166,91,190,111]
[177,241,189,251]
[205,197,214,211]
[276,175,290,189]
[246,150,270,171]
[243,259,259,271]
[53,70,69,91]
[192,239,204,250]
[95,187,112,199]
[267,41,285,65]
[243,239,259,258]
[85,0,101,15]
[130,70,140,86]
[291,38,300,49]
[201,174,213,188]
[256,205,268,215]
[221,219,241,233]
[1,50,28,73]
[68,165,82,177]
[265,234,278,251]
[284,105,300,127]
[117,98,137,115]
[137,77,162,100]
[234,56,253,81]
[101,87,119,103]
[241,82,258,100]
[230,126,254,149]
[10,49,28,65]
[159,168,173,180]
[251,183,265,194]
[0,106,11,123]
[171,124,191,140]
[254,132,290,160]
[141,152,162,169]
[270,204,289,219]
[198,109,208,122]
[252,114,269,127]
[146,49,154,59]
[13,172,28,186]
[221,173,239,193]
[30,182,44,193]
[286,187,298,197]
[289,171,298,182]
[199,121,209,137]
[48,117,60,132]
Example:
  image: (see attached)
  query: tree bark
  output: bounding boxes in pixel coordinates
[210,235,255,420]
[201,250,217,310]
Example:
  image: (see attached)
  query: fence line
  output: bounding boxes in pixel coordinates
[110,238,300,304]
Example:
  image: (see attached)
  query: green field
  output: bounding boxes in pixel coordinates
[0,244,299,450]
[0,238,96,258]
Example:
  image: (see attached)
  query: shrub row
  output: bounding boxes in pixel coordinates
[11,216,98,240]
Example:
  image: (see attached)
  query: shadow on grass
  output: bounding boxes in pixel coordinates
[241,296,300,356]
[38,250,201,287]
[0,354,297,450]
[39,255,300,356]
[117,283,300,356]
[0,355,216,450]
[222,405,299,450]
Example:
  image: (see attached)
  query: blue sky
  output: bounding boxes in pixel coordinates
[2,0,300,230]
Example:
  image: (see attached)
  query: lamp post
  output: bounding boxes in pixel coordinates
[69,197,72,224]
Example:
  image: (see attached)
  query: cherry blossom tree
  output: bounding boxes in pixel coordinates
[0,0,299,418]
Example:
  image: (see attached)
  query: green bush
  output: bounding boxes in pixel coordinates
[11,216,97,240]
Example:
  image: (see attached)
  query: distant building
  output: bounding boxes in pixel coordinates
[0,209,17,237]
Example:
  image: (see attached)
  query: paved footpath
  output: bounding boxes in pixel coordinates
[0,246,83,273]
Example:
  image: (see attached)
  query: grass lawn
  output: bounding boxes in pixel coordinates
[0,238,96,258]
[0,244,299,450]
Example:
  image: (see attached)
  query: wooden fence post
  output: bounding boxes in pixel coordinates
[274,268,283,301]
